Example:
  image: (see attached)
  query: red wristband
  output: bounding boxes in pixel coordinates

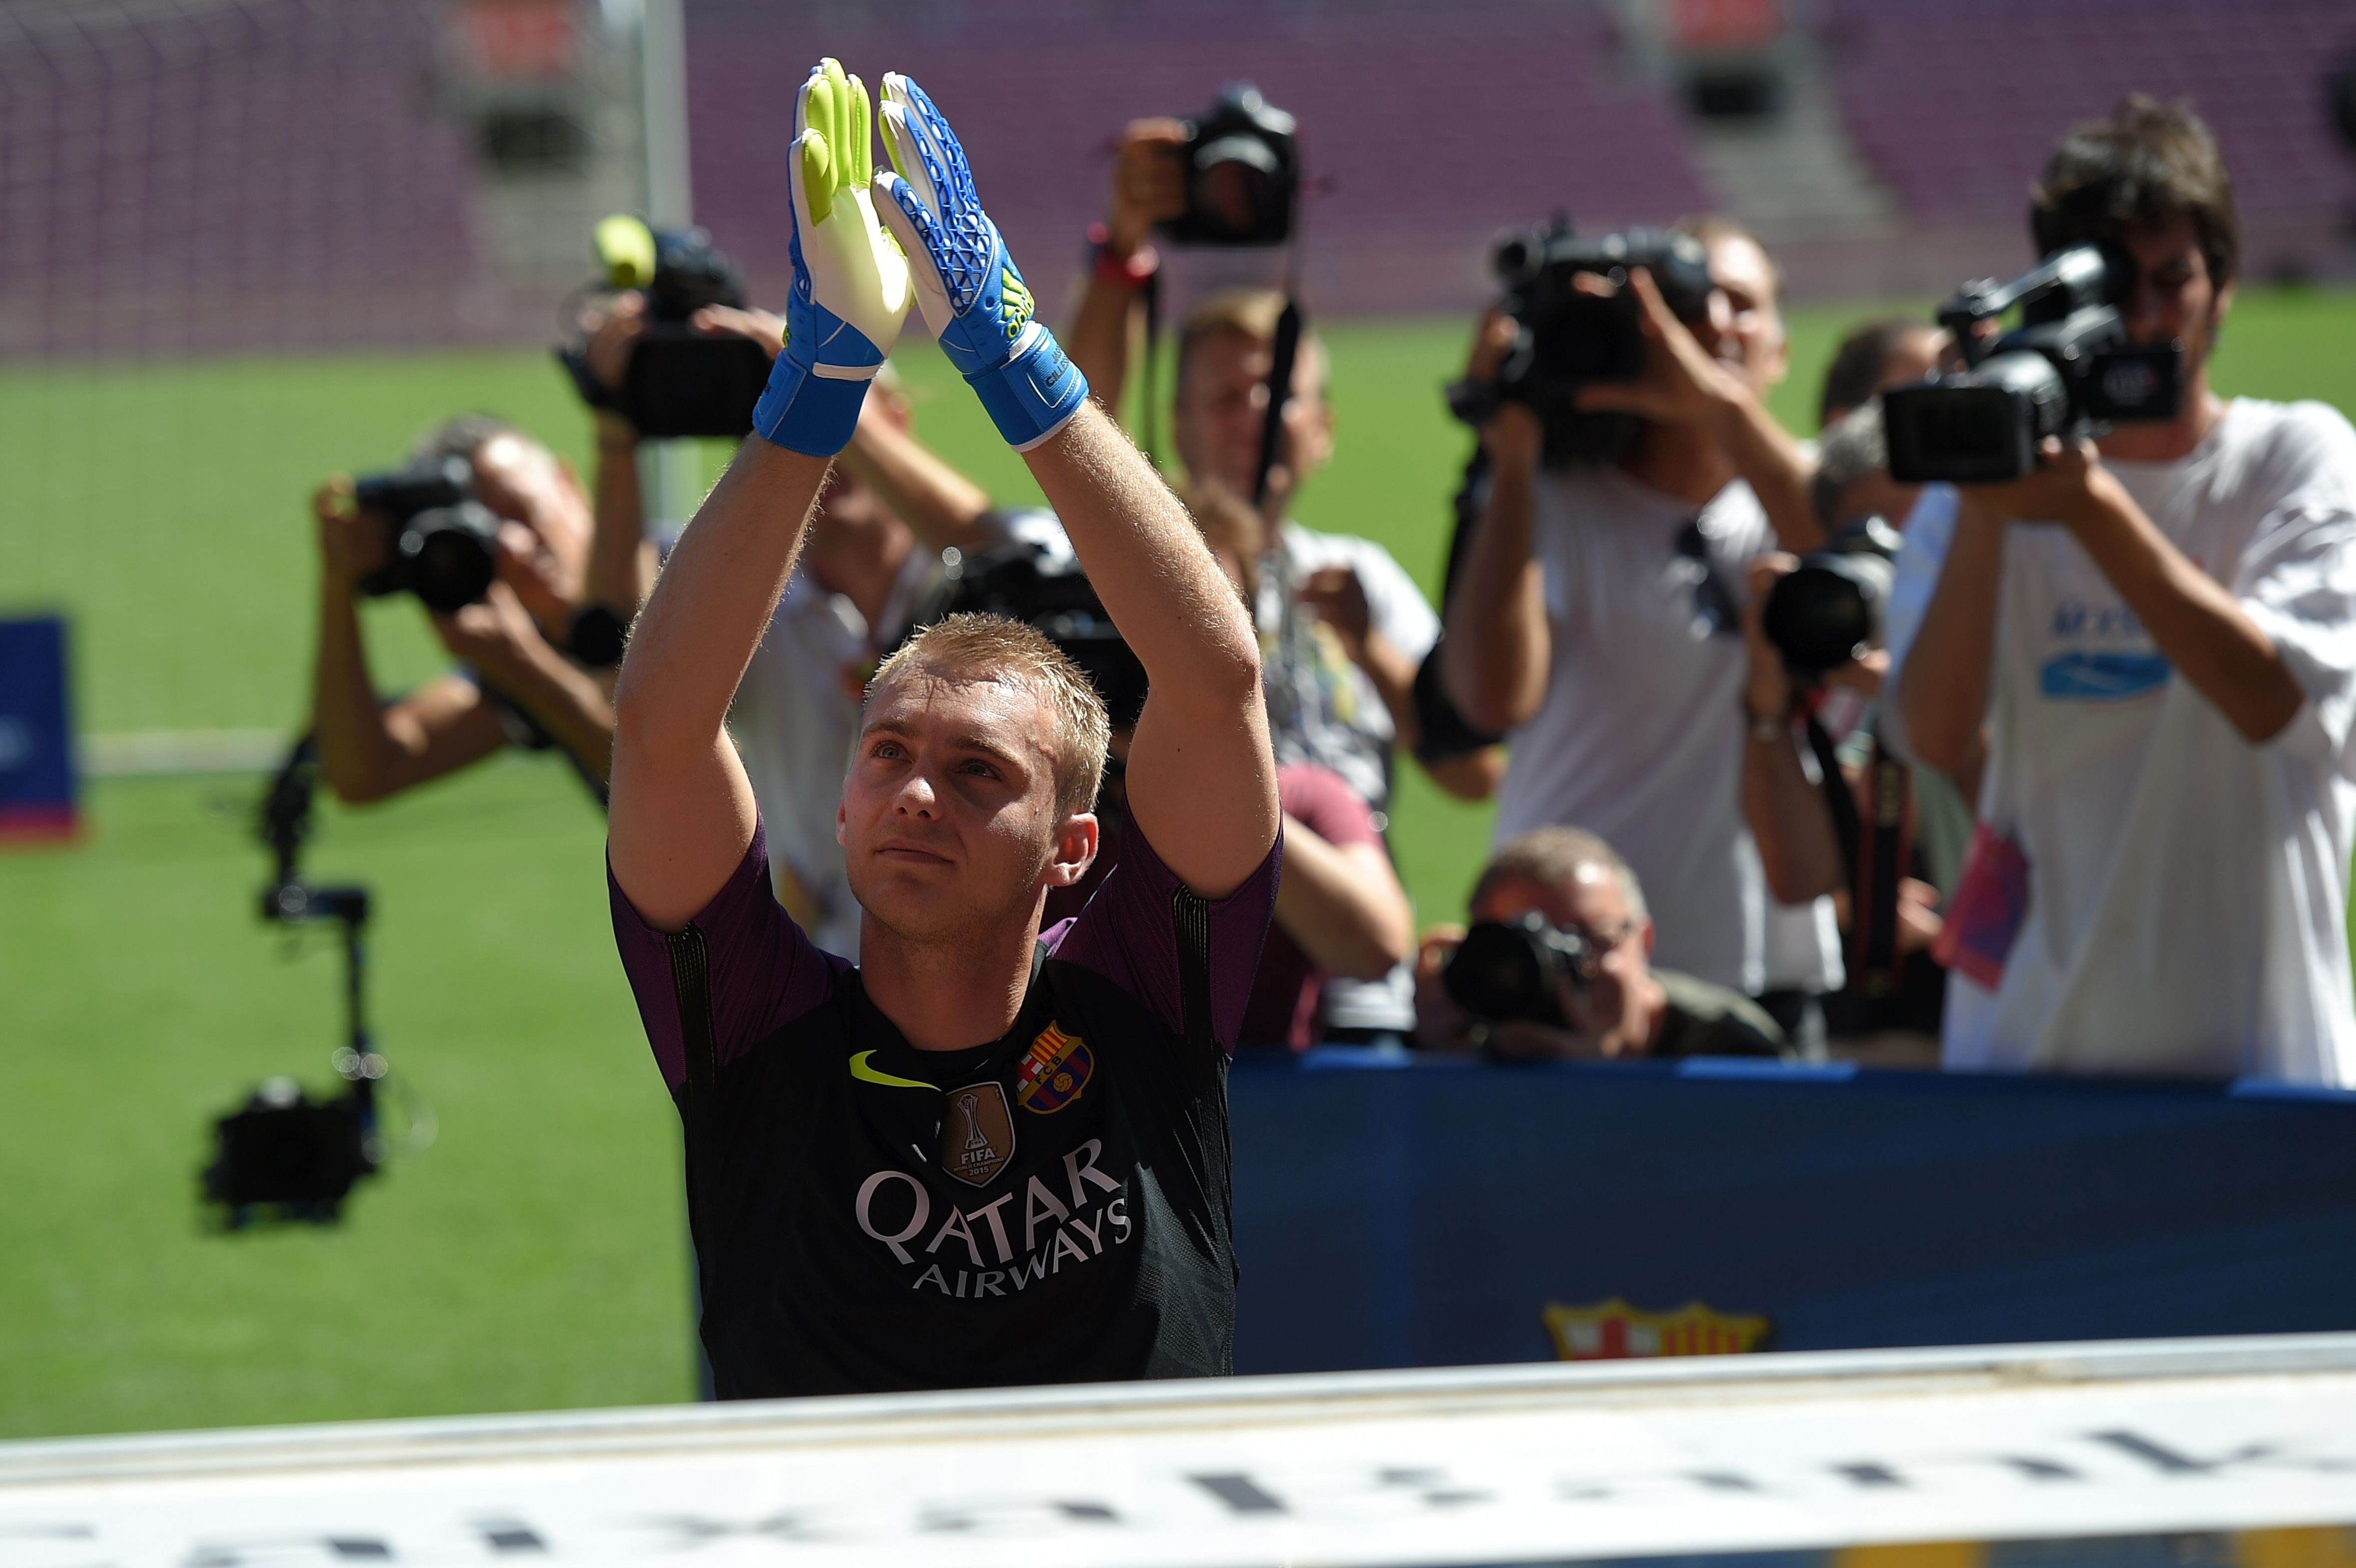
[1087,222,1159,291]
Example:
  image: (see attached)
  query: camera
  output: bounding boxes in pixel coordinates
[203,737,390,1227]
[560,215,773,439]
[1157,83,1300,247]
[909,533,1150,731]
[353,457,502,614]
[1761,516,1902,678]
[203,1067,382,1223]
[1883,244,2182,484]
[1444,912,1595,1027]
[1460,218,1717,466]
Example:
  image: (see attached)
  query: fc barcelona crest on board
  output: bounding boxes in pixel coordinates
[1543,1297,1771,1361]
[1016,1022,1093,1114]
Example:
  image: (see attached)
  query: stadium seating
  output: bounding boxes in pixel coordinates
[684,0,1714,317]
[0,0,483,359]
[1825,0,2356,259]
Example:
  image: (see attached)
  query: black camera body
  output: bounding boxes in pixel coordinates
[1444,912,1595,1028]
[1481,219,1717,467]
[1883,244,2182,484]
[564,217,773,439]
[1762,516,1902,678]
[353,456,501,614]
[1158,83,1300,247]
[204,1075,378,1221]
[910,536,1150,732]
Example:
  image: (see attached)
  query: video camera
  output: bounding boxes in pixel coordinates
[559,215,773,439]
[1444,912,1596,1028]
[1883,244,2182,484]
[1761,517,1902,678]
[353,456,501,614]
[201,738,403,1227]
[909,533,1150,732]
[1157,84,1300,248]
[1453,218,1718,467]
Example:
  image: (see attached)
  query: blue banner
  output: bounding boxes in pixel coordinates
[0,615,76,843]
[1228,1052,2356,1373]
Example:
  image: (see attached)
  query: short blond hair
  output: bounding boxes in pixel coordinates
[867,613,1112,817]
[1177,287,1329,402]
[1475,826,1649,924]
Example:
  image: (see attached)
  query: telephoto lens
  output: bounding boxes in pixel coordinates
[1761,518,1901,678]
[387,500,502,613]
[352,457,501,612]
[1443,913,1594,1027]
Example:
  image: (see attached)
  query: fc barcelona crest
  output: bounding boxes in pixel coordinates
[1015,1022,1094,1114]
[940,1081,1015,1187]
[1542,1297,1770,1361]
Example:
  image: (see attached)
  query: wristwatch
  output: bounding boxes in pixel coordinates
[1747,710,1788,744]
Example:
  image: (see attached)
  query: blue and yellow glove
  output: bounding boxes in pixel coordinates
[751,59,911,457]
[873,73,1088,451]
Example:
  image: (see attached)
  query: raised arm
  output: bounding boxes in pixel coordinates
[1026,406,1278,894]
[876,73,1277,897]
[1443,399,1552,734]
[310,478,509,803]
[1575,270,1823,554]
[609,60,911,929]
[1062,119,1185,427]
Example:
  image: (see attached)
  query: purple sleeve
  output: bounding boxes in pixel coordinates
[1044,805,1280,1053]
[608,818,844,1091]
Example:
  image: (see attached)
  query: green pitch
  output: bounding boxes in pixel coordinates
[2,289,2352,1439]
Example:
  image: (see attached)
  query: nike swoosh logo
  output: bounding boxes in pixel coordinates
[849,1051,937,1091]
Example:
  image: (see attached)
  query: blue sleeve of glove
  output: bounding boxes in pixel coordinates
[964,324,1089,451]
[751,355,870,458]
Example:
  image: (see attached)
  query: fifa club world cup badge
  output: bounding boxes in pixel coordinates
[940,1083,1015,1187]
[1015,1023,1094,1114]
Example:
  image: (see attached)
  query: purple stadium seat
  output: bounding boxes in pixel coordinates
[1824,0,2356,256]
[684,0,1713,317]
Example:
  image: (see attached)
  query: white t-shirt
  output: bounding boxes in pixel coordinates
[1495,466,1838,995]
[1255,520,1440,815]
[1252,522,1439,1034]
[729,544,938,961]
[1898,399,2356,1083]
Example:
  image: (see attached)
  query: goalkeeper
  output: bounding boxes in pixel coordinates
[606,62,1281,1396]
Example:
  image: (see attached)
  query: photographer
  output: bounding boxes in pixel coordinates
[1893,96,2356,1083]
[310,416,619,803]
[1414,827,1783,1060]
[1440,217,1832,1002]
[1065,119,1502,807]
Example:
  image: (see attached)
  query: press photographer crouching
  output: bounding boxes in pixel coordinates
[1414,828,1784,1061]
[1890,95,2356,1083]
[311,416,623,805]
[1440,216,1841,1027]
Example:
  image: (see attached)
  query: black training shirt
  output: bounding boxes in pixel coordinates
[609,810,1279,1398]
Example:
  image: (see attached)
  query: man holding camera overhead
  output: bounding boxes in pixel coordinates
[1067,109,1502,805]
[1891,97,2356,1084]
[1440,217,1831,1008]
[309,416,630,805]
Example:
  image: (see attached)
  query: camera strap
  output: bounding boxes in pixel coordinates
[1140,268,1164,469]
[1850,726,1914,998]
[1802,708,1862,889]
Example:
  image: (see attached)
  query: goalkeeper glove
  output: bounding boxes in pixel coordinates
[873,72,1089,451]
[751,58,912,457]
